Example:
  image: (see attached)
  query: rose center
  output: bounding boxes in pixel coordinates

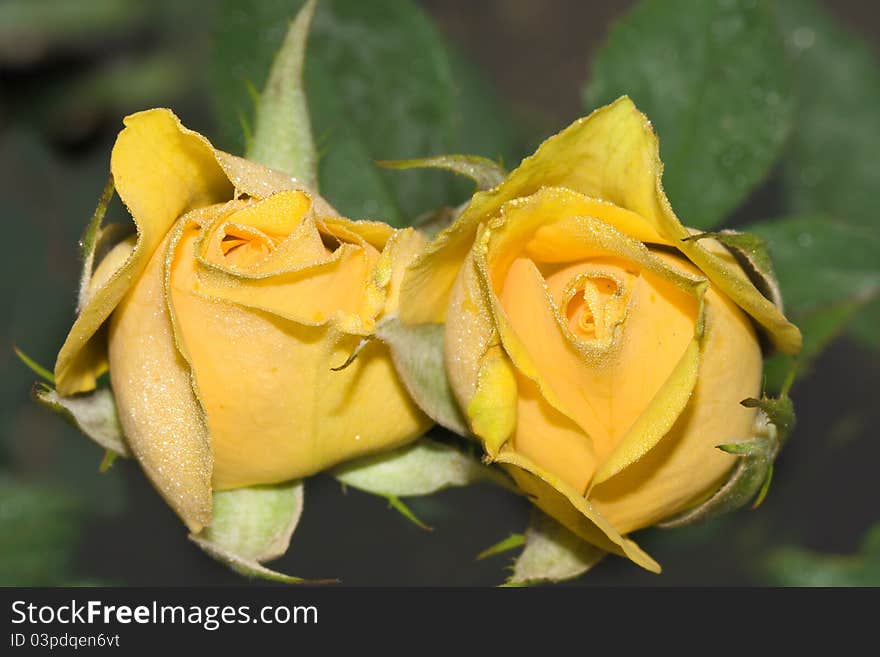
[219,225,284,268]
[560,272,629,343]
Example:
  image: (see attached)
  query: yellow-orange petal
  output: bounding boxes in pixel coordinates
[107,229,213,532]
[55,108,232,394]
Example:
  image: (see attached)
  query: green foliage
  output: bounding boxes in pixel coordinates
[774,0,880,350]
[583,0,793,230]
[210,0,518,226]
[0,478,85,585]
[750,217,880,386]
[247,0,318,187]
[763,525,880,586]
[775,0,880,230]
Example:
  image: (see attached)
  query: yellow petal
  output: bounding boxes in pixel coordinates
[466,345,518,457]
[472,191,707,486]
[509,373,597,493]
[670,228,802,354]
[55,108,232,395]
[401,96,800,354]
[213,151,339,218]
[108,229,213,532]
[445,249,497,411]
[193,208,379,332]
[589,281,763,533]
[167,227,429,488]
[495,448,660,573]
[399,97,671,325]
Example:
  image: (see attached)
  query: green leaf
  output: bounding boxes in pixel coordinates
[763,297,869,393]
[193,481,335,583]
[332,435,507,498]
[583,0,793,229]
[506,510,604,586]
[763,524,880,586]
[0,477,85,586]
[212,0,453,225]
[375,317,468,435]
[750,217,880,313]
[377,154,507,192]
[33,383,130,458]
[210,0,519,226]
[749,216,880,380]
[773,1,880,352]
[247,0,318,187]
[775,0,880,230]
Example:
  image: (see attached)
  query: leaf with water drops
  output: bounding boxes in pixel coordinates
[748,216,880,388]
[211,0,518,226]
[583,0,794,229]
[774,0,880,351]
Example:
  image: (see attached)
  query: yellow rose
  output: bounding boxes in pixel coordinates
[400,97,801,571]
[54,108,430,532]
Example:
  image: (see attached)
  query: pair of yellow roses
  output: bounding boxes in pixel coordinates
[54,98,800,572]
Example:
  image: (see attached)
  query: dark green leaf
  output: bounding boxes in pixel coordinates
[774,1,880,352]
[775,0,880,230]
[247,0,317,186]
[583,0,793,229]
[749,216,880,380]
[210,0,519,226]
[763,524,880,586]
[0,477,84,586]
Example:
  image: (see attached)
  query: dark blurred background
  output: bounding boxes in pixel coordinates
[1,0,878,586]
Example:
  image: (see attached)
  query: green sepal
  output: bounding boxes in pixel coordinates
[504,510,605,586]
[741,392,795,446]
[375,317,468,435]
[412,205,460,239]
[377,154,507,191]
[190,536,336,584]
[476,533,524,561]
[193,481,337,584]
[247,0,318,187]
[77,176,115,313]
[385,496,432,531]
[685,229,783,309]
[14,346,54,383]
[332,434,510,498]
[660,355,796,528]
[16,348,126,460]
[32,382,130,459]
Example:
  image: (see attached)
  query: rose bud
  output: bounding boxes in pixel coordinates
[398,97,801,571]
[54,108,430,532]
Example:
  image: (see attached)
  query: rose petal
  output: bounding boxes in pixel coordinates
[55,109,232,394]
[107,229,213,532]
